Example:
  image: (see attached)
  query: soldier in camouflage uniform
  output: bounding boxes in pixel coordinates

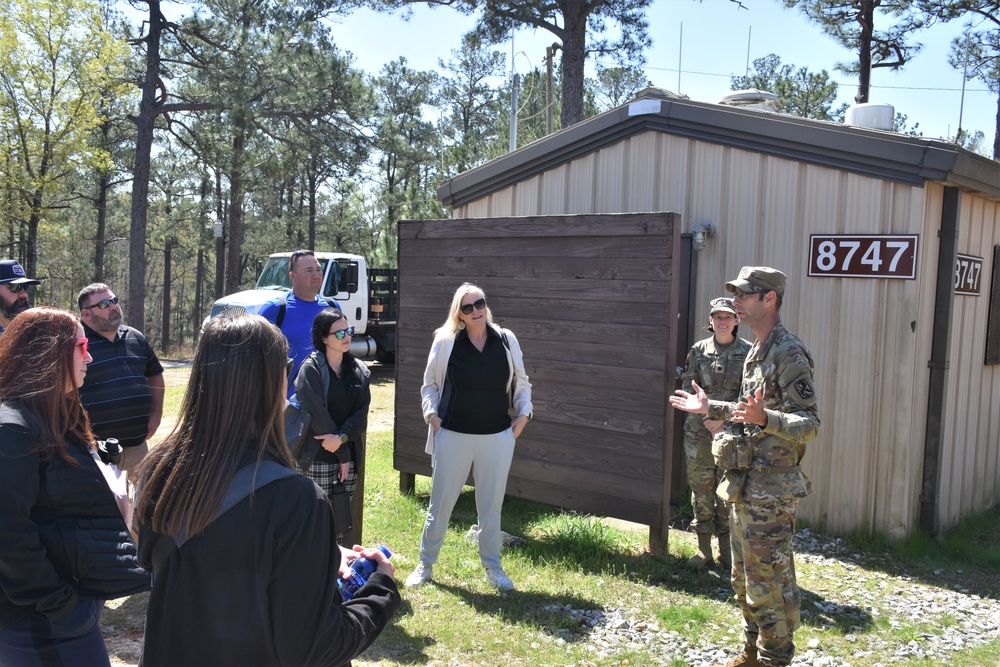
[670,267,819,667]
[678,297,750,570]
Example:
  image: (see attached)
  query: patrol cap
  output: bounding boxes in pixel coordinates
[725,266,786,297]
[0,260,40,286]
[709,297,737,315]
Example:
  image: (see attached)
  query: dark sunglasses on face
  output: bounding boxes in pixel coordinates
[4,283,27,294]
[460,298,487,315]
[730,289,764,300]
[286,358,294,374]
[85,296,119,310]
[328,326,355,340]
[75,337,89,356]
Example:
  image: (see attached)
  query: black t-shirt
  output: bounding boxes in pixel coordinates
[440,328,511,435]
[314,359,369,464]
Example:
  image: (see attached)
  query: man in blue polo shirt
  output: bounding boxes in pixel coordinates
[0,260,40,335]
[78,283,165,475]
[258,250,340,390]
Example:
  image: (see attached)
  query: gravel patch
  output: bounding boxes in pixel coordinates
[536,528,1000,666]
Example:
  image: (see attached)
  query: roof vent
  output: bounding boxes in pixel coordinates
[844,103,895,131]
[718,89,779,112]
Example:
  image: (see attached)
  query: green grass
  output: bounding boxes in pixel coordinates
[109,368,1000,667]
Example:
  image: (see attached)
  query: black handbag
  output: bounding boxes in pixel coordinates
[283,400,311,460]
[330,481,353,533]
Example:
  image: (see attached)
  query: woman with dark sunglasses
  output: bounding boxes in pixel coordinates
[0,307,150,665]
[405,283,532,592]
[292,308,371,546]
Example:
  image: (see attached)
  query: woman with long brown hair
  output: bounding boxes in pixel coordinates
[134,313,400,666]
[0,307,150,666]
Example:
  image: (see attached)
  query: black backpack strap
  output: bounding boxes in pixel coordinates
[150,461,297,573]
[275,292,288,328]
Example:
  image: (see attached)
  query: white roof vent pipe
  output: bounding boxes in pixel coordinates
[844,103,895,131]
[718,89,779,112]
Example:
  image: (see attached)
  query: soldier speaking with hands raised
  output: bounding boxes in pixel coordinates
[670,266,819,667]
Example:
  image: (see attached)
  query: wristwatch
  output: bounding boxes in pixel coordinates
[338,433,349,446]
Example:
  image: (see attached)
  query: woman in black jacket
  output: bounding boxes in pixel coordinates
[134,313,399,667]
[0,307,150,666]
[293,308,371,546]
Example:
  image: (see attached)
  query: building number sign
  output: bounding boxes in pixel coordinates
[954,253,982,296]
[808,235,918,279]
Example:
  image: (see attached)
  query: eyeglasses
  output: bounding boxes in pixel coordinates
[84,296,119,310]
[460,298,487,315]
[286,358,294,374]
[730,289,763,300]
[75,337,89,356]
[4,283,27,294]
[327,326,355,340]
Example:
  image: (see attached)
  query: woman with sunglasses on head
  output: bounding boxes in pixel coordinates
[292,308,372,546]
[133,313,399,666]
[0,307,150,666]
[405,283,532,592]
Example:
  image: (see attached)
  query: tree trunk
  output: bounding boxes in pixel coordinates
[25,203,40,283]
[94,167,109,283]
[194,248,203,340]
[560,7,588,127]
[308,164,318,250]
[994,89,999,160]
[129,0,165,330]
[855,1,875,104]
[161,239,172,355]
[214,173,225,299]
[225,130,245,295]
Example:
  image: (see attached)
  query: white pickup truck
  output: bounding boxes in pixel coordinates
[205,252,397,363]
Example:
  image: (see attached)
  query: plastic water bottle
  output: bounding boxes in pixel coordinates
[337,545,392,601]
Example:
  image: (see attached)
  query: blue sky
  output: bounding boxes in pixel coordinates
[326,0,997,152]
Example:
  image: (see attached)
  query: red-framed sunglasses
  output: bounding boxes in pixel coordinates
[75,337,89,356]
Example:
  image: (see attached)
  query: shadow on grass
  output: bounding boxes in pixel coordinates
[103,592,150,633]
[429,581,611,646]
[406,488,881,636]
[357,599,436,665]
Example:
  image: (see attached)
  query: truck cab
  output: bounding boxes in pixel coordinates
[206,252,397,363]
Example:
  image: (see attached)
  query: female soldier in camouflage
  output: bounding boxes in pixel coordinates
[678,297,751,570]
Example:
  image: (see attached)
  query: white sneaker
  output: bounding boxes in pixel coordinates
[484,566,514,591]
[405,562,432,588]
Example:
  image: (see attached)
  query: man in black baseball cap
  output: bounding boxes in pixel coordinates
[0,260,40,334]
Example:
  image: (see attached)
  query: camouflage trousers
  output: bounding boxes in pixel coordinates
[730,499,800,667]
[683,430,728,536]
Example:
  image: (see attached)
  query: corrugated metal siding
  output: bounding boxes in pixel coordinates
[939,192,1000,530]
[450,133,1000,536]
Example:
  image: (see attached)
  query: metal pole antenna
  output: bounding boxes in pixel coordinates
[509,73,520,152]
[677,23,683,94]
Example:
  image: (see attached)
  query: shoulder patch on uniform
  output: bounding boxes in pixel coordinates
[793,378,814,399]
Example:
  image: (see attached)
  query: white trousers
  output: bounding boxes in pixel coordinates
[418,427,516,570]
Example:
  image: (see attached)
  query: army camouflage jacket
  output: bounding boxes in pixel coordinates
[679,335,751,437]
[707,321,819,502]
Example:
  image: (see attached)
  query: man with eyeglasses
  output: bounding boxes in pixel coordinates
[670,266,818,667]
[0,260,40,335]
[77,283,165,475]
[258,250,340,391]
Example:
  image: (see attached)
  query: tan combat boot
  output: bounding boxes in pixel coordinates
[710,644,759,667]
[688,532,715,570]
[717,534,732,572]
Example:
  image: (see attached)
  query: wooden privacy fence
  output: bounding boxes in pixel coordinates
[393,213,681,552]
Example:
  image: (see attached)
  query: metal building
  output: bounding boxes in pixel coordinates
[429,89,1000,538]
